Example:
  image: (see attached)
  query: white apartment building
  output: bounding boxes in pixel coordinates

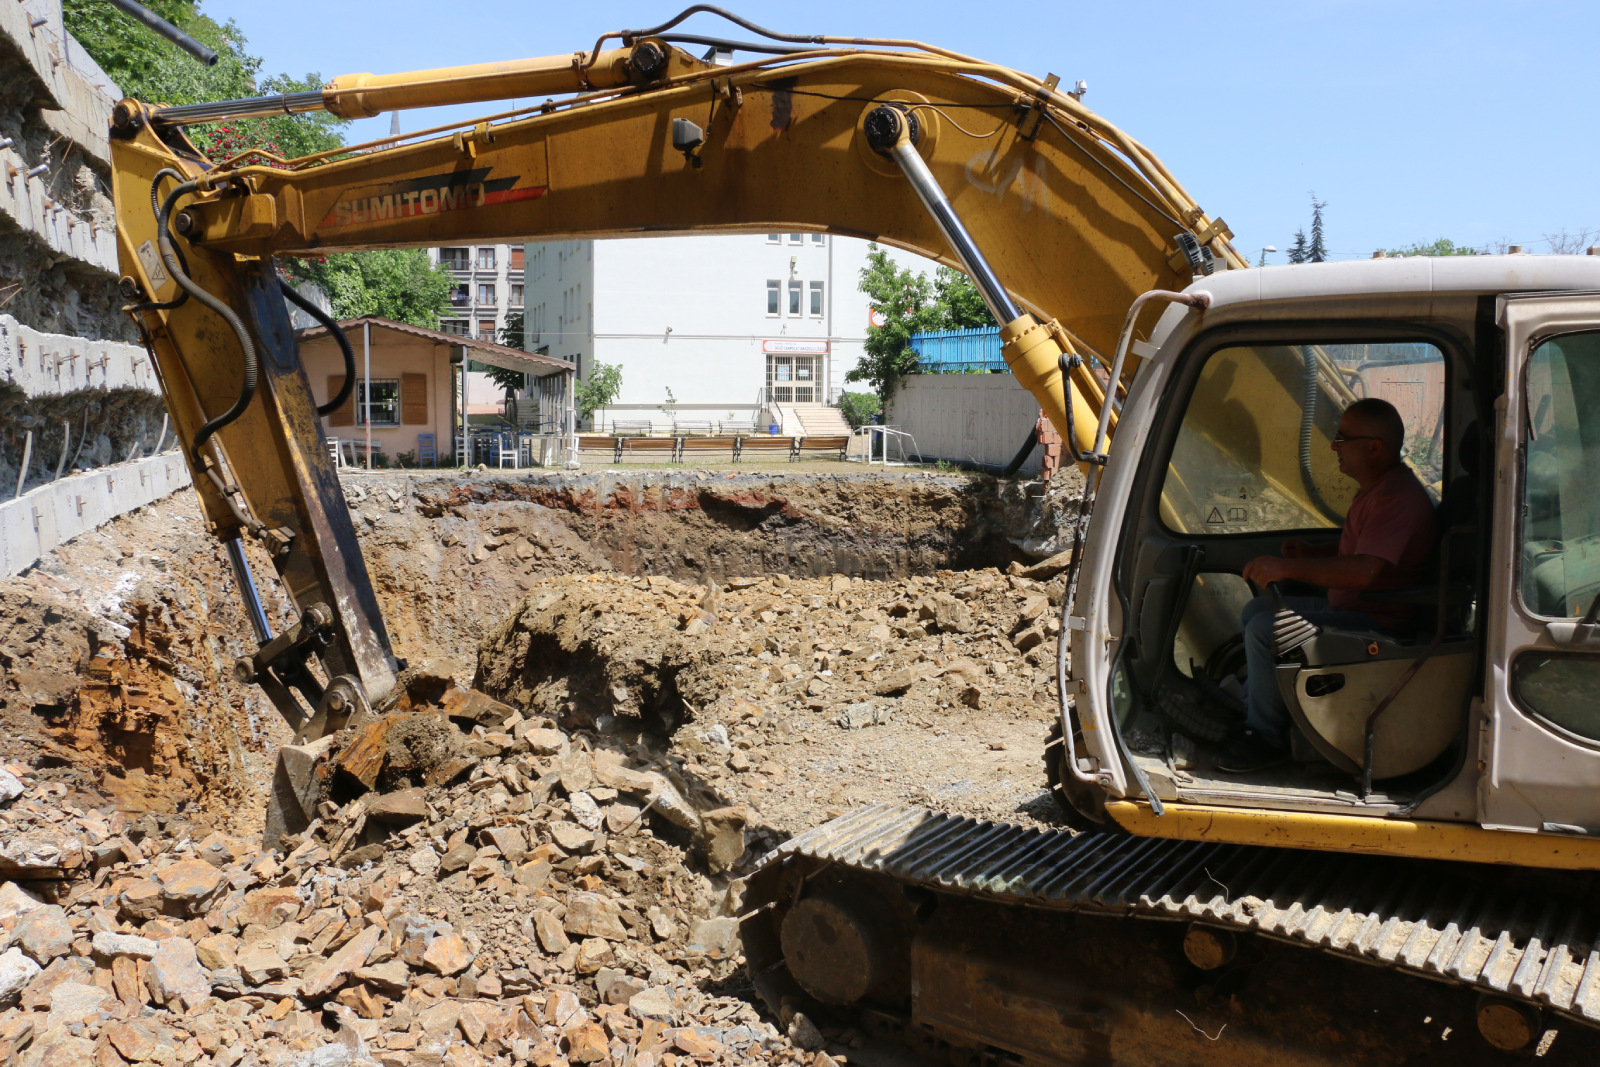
[429,243,523,342]
[521,233,922,433]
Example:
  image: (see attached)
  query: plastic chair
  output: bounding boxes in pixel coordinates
[495,432,520,469]
[417,433,438,468]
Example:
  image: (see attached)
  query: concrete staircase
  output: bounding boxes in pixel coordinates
[788,403,852,437]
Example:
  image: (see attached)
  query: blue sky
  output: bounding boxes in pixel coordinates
[207,0,1597,262]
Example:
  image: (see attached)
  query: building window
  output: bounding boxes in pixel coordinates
[439,319,470,337]
[448,283,469,308]
[478,321,496,341]
[510,247,525,270]
[788,280,802,316]
[440,247,469,271]
[788,233,804,244]
[510,284,524,306]
[809,281,824,316]
[766,280,780,315]
[811,233,825,245]
[475,247,496,269]
[355,379,400,426]
[767,234,781,243]
[477,283,496,305]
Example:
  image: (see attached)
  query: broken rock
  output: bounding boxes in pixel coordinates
[0,948,40,1006]
[90,931,158,962]
[154,858,224,916]
[301,922,382,998]
[564,893,627,941]
[14,906,72,965]
[148,937,211,1011]
[422,932,474,976]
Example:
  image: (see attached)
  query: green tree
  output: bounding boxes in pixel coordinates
[472,311,529,400]
[848,245,996,400]
[577,362,624,422]
[1286,229,1309,265]
[1383,238,1479,258]
[1307,195,1329,263]
[836,391,881,428]
[63,1,346,163]
[279,252,454,329]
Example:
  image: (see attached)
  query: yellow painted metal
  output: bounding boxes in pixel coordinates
[322,48,639,120]
[1105,801,1600,872]
[151,43,1242,367]
[999,314,1102,457]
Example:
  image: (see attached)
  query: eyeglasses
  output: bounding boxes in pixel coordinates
[1331,432,1382,446]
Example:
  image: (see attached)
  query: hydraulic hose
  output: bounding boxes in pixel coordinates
[280,280,355,416]
[999,425,1039,477]
[1299,345,1344,523]
[151,169,259,456]
[124,174,193,313]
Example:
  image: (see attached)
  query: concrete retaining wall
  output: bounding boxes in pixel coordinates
[0,451,191,576]
[886,373,1042,473]
[0,315,155,395]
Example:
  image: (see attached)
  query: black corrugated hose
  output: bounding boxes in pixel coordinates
[280,282,356,416]
[151,169,259,457]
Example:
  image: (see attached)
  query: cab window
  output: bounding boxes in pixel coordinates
[1161,341,1446,535]
[1520,330,1600,618]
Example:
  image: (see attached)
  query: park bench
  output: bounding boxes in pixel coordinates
[734,435,797,462]
[621,436,680,462]
[576,435,622,463]
[794,434,851,461]
[678,435,740,464]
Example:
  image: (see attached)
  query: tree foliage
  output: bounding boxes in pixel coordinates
[279,252,454,330]
[836,391,882,428]
[1383,238,1479,258]
[1307,195,1329,263]
[848,245,996,400]
[577,362,624,421]
[63,0,346,162]
[1287,229,1309,265]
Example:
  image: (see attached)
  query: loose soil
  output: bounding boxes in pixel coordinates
[0,466,1083,1066]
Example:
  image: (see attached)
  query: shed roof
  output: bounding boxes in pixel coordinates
[295,316,574,376]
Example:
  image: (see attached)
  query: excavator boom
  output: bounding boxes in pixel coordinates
[109,22,1238,734]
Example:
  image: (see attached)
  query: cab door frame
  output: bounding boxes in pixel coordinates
[1481,292,1600,831]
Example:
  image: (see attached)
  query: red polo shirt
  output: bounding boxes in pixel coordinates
[1328,463,1437,630]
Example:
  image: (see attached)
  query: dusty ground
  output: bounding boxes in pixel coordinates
[475,570,1068,841]
[0,466,1082,1066]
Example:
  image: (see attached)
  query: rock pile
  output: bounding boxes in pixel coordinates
[474,567,1067,834]
[0,685,854,1067]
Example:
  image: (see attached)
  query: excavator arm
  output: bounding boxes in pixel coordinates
[107,13,1241,733]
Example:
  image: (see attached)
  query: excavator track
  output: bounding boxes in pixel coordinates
[743,804,1600,1065]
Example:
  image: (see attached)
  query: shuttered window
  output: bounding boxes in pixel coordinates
[327,375,354,427]
[401,373,428,425]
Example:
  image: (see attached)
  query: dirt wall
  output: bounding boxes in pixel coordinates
[0,468,1075,828]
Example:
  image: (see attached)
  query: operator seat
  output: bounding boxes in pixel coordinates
[1274,434,1483,784]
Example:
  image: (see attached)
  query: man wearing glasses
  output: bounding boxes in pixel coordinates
[1218,398,1438,773]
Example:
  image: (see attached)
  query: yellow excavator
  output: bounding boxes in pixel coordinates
[107,7,1600,1062]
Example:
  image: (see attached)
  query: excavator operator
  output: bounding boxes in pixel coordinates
[1221,398,1438,773]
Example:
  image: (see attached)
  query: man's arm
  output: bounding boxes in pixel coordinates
[1281,537,1338,559]
[1243,553,1386,589]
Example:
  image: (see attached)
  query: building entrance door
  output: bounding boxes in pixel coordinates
[767,354,820,403]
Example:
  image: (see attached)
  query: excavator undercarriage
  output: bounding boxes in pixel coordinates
[743,804,1600,1064]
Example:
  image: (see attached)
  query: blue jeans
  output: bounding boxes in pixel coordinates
[1242,595,1381,749]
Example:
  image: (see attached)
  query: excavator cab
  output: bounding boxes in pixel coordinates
[1115,328,1476,804]
[1067,260,1600,836]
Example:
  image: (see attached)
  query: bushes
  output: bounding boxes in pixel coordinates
[836,391,881,429]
